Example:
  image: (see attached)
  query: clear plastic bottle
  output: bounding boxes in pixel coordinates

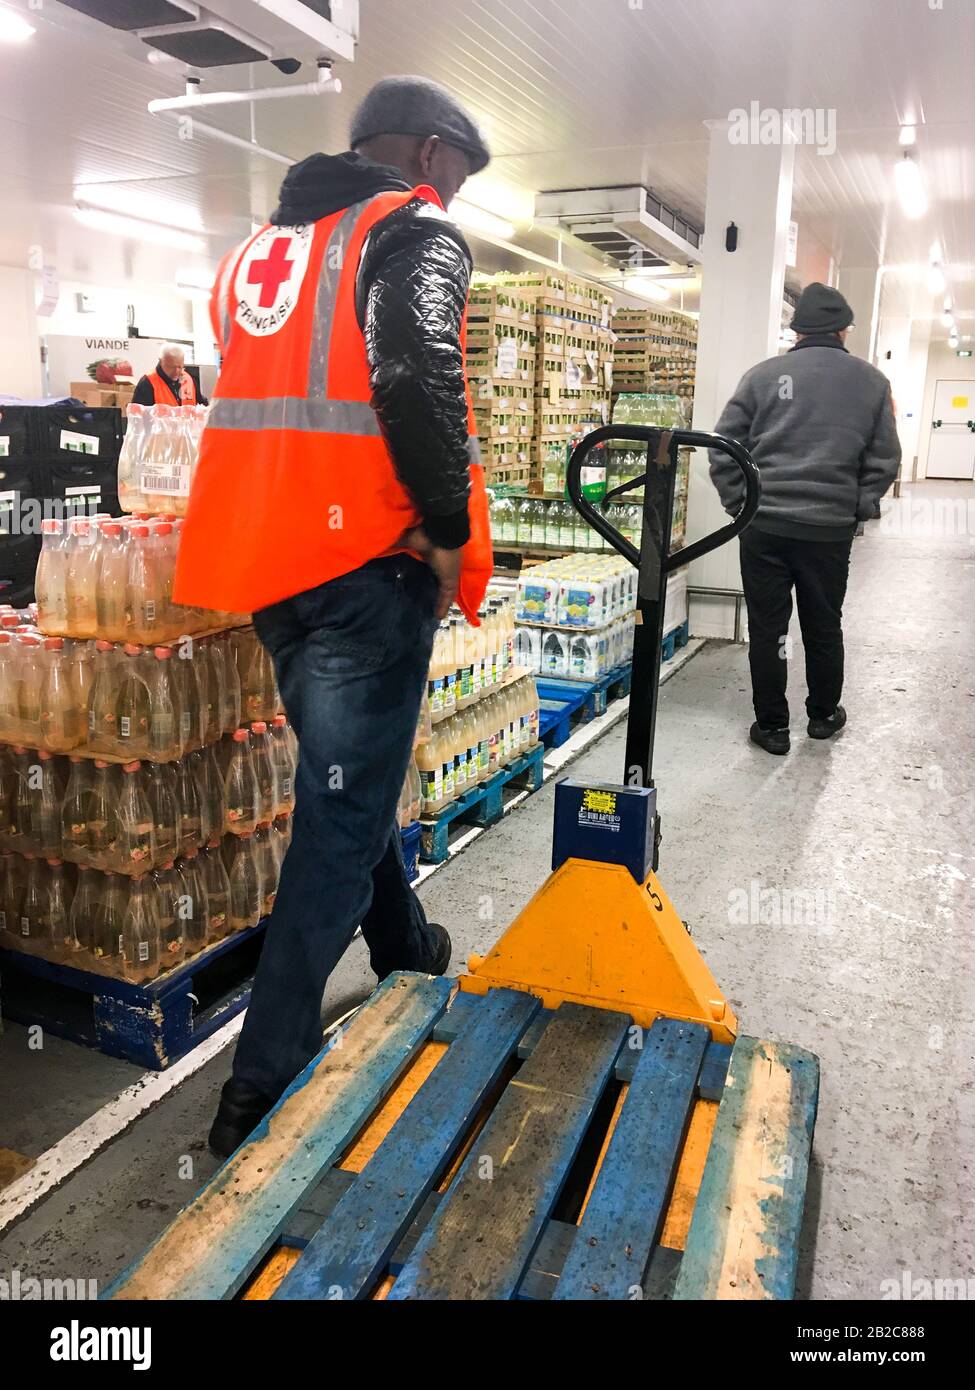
[144,760,180,865]
[177,849,209,956]
[269,715,296,818]
[68,865,99,958]
[427,624,447,724]
[39,637,84,752]
[61,756,93,865]
[86,640,120,753]
[0,633,19,743]
[16,633,44,745]
[199,839,232,941]
[115,761,156,875]
[173,644,205,754]
[121,874,161,983]
[217,634,242,734]
[170,752,202,858]
[86,760,120,870]
[95,521,129,642]
[92,871,126,973]
[190,745,225,845]
[0,849,26,945]
[224,727,260,835]
[45,858,74,961]
[115,644,152,759]
[35,519,70,636]
[153,861,185,967]
[125,525,161,644]
[31,750,63,860]
[147,646,181,762]
[63,517,100,640]
[17,855,48,955]
[118,403,150,513]
[201,638,226,744]
[253,825,278,917]
[227,832,262,932]
[415,726,445,815]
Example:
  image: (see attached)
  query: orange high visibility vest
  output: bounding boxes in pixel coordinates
[173,187,492,622]
[146,370,199,405]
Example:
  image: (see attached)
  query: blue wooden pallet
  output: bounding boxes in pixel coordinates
[106,975,819,1302]
[419,743,545,865]
[537,660,633,748]
[661,617,691,663]
[0,921,267,1070]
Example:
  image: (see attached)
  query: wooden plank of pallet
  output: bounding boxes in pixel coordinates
[553,1018,708,1300]
[672,1036,819,1301]
[388,1002,629,1300]
[275,988,540,1301]
[104,972,452,1301]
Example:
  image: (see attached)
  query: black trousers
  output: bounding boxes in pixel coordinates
[739,527,853,728]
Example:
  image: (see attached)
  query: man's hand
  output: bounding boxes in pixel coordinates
[400,527,463,619]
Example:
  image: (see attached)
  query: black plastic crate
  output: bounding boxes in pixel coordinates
[32,404,122,464]
[0,405,36,462]
[0,532,40,605]
[45,455,122,518]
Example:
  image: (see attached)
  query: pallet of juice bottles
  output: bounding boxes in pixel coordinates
[418,741,545,867]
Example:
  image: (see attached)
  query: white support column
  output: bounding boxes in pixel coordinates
[837,265,882,363]
[688,121,796,638]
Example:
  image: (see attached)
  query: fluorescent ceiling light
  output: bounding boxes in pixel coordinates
[0,7,34,42]
[449,198,515,240]
[894,154,928,220]
[927,264,947,295]
[75,204,207,254]
[899,125,916,147]
[622,277,671,303]
[929,240,943,264]
[941,311,955,328]
[74,184,205,233]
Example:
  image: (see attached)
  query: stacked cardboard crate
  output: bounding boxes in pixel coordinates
[611,308,697,397]
[469,271,615,493]
[466,285,537,489]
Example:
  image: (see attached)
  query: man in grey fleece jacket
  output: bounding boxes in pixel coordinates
[710,283,901,755]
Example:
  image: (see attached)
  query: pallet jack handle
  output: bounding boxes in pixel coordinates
[566,425,761,573]
[565,425,760,861]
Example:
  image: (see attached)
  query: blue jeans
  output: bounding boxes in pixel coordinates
[231,555,440,1100]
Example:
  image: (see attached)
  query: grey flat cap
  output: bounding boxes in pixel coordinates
[350,75,491,173]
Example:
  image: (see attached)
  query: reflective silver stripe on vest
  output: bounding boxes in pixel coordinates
[306,198,373,400]
[467,436,481,466]
[207,396,381,436]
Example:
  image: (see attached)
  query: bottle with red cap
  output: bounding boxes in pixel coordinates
[65,517,100,640]
[0,633,18,743]
[218,633,241,734]
[85,760,120,870]
[38,637,84,753]
[146,646,180,762]
[6,749,36,854]
[224,727,260,836]
[118,402,150,514]
[67,865,98,959]
[60,756,92,865]
[173,752,203,857]
[191,743,225,844]
[172,641,205,754]
[116,644,152,759]
[15,633,44,745]
[125,524,161,644]
[35,518,69,636]
[114,761,156,874]
[144,760,179,865]
[249,722,276,825]
[91,870,126,972]
[45,858,74,962]
[87,640,121,753]
[153,860,185,967]
[95,520,129,642]
[16,854,47,955]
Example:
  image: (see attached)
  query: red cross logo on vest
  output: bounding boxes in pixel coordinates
[247,237,294,308]
[233,224,315,338]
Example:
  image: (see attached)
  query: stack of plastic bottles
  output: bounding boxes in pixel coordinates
[117,403,208,517]
[0,612,279,760]
[0,717,298,982]
[514,556,637,682]
[425,595,516,721]
[34,512,247,642]
[489,494,645,553]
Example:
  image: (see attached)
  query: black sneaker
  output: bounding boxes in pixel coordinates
[750,722,791,756]
[208,1078,276,1160]
[421,923,452,976]
[808,705,847,740]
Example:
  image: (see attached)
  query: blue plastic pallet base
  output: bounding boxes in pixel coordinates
[420,743,546,866]
[537,620,690,749]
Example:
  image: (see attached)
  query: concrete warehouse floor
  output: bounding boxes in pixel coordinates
[0,478,973,1299]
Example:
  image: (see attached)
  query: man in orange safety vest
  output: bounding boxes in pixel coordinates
[173,76,492,1157]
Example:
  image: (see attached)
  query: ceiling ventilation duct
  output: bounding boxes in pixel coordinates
[534,186,703,268]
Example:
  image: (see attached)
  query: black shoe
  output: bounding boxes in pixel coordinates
[420,923,452,976]
[750,722,791,756]
[208,1078,276,1160]
[807,705,847,740]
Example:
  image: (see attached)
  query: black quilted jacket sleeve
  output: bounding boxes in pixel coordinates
[359,200,473,550]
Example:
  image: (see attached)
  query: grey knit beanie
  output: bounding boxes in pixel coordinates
[350,75,491,173]
[791,283,854,334]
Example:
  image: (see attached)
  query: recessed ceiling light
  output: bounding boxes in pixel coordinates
[899,125,917,147]
[0,6,34,42]
[894,155,928,220]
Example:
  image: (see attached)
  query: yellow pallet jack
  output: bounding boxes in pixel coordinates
[109,426,819,1302]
